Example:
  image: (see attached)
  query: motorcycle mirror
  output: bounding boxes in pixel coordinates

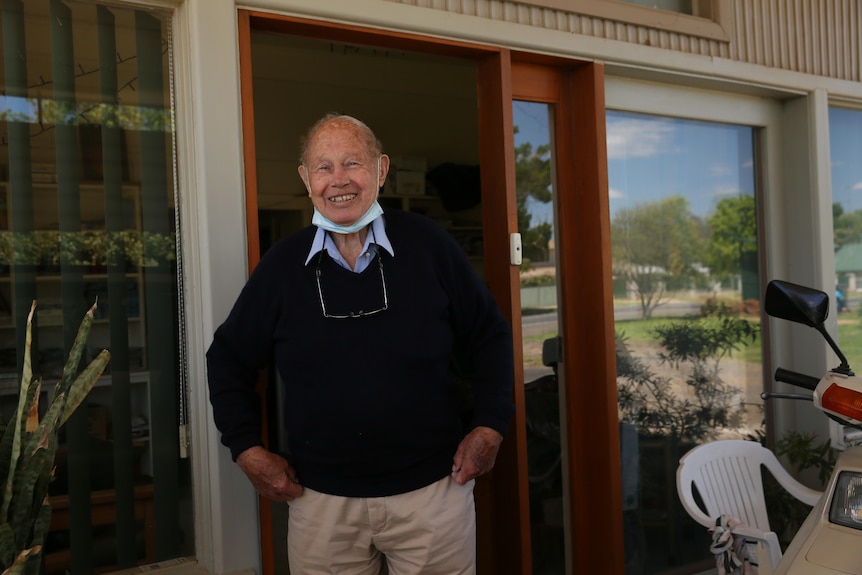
[764,279,830,327]
[765,279,853,375]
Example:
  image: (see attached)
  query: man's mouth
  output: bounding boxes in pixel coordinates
[328,193,357,203]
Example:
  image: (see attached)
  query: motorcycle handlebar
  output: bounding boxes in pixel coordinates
[774,367,820,391]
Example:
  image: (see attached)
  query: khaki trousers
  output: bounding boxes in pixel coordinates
[286,476,476,575]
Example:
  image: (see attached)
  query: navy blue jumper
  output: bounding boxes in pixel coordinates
[206,209,515,497]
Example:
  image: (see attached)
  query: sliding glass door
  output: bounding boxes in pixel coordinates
[514,100,565,574]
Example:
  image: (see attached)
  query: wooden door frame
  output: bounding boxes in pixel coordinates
[511,59,624,574]
[237,10,623,574]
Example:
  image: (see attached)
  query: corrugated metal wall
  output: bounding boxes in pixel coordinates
[731,0,859,80]
[389,0,861,82]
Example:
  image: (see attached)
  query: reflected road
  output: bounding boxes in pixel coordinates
[522,301,702,337]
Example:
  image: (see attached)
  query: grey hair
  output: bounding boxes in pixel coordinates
[299,113,383,166]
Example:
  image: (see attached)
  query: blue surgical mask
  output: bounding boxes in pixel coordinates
[312,201,384,235]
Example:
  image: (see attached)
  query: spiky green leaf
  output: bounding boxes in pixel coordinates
[1,302,36,522]
[0,381,42,519]
[0,301,104,573]
[0,523,15,570]
[9,448,50,549]
[29,466,52,537]
[1,546,40,575]
[23,502,50,575]
[0,426,13,509]
[30,501,49,544]
[58,349,110,428]
[15,383,40,476]
[22,391,64,462]
[55,302,96,397]
[21,382,39,436]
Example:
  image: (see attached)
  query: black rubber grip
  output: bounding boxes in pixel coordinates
[774,367,820,391]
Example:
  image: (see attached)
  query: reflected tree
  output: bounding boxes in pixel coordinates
[705,195,757,283]
[617,301,756,441]
[833,203,862,250]
[514,127,553,264]
[611,196,706,318]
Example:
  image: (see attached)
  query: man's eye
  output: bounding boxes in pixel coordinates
[315,165,331,173]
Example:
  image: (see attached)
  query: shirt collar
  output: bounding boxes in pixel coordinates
[305,214,394,266]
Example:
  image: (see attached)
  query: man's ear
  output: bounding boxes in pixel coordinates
[298,165,311,196]
[378,154,391,186]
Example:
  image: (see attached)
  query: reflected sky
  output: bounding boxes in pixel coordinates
[830,107,862,212]
[513,101,554,227]
[513,103,757,222]
[607,111,755,218]
[515,104,862,223]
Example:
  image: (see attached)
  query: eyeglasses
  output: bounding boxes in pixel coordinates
[315,253,388,319]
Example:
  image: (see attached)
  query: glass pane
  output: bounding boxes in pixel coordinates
[608,111,762,573]
[514,101,565,575]
[0,2,192,573]
[830,107,862,318]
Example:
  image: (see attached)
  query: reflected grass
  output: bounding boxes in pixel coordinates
[614,315,763,364]
[837,317,862,365]
[612,314,862,367]
[523,313,862,367]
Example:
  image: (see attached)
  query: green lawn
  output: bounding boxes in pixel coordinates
[837,316,862,365]
[524,313,862,368]
[613,314,862,367]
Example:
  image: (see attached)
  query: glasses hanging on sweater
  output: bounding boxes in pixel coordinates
[315,252,389,318]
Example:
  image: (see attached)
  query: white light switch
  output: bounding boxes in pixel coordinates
[510,233,522,265]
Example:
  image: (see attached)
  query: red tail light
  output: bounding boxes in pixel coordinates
[821,383,862,422]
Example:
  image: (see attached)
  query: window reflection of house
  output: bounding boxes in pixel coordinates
[835,243,862,293]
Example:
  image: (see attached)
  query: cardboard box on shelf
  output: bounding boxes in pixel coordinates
[390,155,427,173]
[395,170,425,195]
[31,163,57,183]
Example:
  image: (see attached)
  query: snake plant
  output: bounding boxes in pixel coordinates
[0,301,110,575]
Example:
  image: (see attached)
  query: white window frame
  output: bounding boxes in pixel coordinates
[606,75,836,447]
[171,1,263,574]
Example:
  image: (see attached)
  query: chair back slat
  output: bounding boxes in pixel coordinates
[678,440,785,531]
[677,439,823,571]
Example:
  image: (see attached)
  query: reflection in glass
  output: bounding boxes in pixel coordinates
[608,111,762,573]
[830,107,862,316]
[0,2,192,572]
[514,101,566,575]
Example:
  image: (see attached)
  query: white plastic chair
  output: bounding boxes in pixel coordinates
[676,439,823,570]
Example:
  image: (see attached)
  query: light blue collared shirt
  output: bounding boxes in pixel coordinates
[304,215,395,272]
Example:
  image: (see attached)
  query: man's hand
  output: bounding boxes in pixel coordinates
[451,426,503,485]
[236,446,303,502]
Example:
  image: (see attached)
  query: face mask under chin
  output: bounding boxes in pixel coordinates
[307,157,384,234]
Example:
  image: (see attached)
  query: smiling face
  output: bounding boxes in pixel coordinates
[298,117,390,227]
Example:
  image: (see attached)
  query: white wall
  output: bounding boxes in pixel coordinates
[173,1,260,573]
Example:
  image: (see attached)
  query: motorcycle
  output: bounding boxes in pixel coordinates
[764,279,862,574]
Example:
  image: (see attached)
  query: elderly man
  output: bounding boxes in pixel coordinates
[207,113,514,575]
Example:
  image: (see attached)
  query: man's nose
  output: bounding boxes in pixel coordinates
[331,165,351,185]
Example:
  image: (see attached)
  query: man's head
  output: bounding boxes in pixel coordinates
[298,114,390,227]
